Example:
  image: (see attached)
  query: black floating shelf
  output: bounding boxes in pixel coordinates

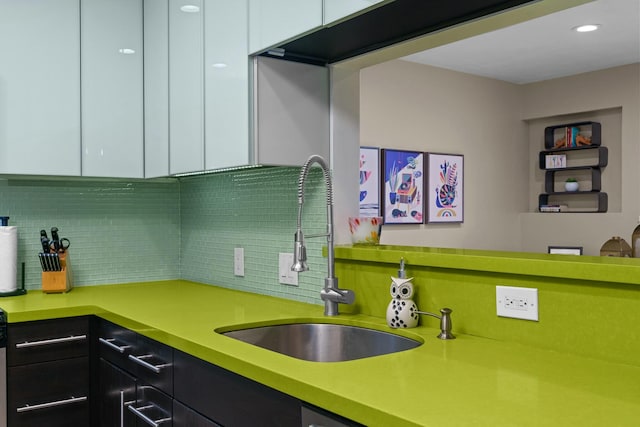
[538,192,608,213]
[544,168,601,193]
[538,146,608,170]
[544,121,601,150]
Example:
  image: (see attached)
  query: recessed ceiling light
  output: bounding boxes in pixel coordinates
[573,24,601,33]
[180,5,200,13]
[211,63,228,68]
[118,48,135,55]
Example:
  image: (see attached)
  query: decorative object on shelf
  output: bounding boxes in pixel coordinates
[545,153,566,169]
[548,246,583,255]
[426,153,463,223]
[386,258,419,328]
[600,236,632,257]
[544,121,601,150]
[358,147,380,217]
[564,178,579,192]
[381,149,424,224]
[348,216,382,244]
[633,223,640,258]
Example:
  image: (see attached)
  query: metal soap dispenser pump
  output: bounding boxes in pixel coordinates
[386,258,419,328]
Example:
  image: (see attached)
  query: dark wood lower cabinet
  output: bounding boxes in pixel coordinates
[174,349,301,427]
[99,358,137,427]
[6,316,362,427]
[173,400,220,427]
[7,316,91,427]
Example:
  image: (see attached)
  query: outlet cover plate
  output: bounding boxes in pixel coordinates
[496,285,538,321]
[278,253,298,286]
[234,247,244,277]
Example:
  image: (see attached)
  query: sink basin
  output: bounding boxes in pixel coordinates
[220,323,422,362]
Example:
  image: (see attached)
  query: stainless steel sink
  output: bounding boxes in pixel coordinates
[220,323,422,362]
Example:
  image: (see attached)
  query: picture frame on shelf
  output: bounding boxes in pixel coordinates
[358,147,380,217]
[548,246,583,255]
[380,149,424,224]
[426,153,464,223]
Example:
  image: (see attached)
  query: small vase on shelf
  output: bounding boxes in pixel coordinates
[565,179,579,192]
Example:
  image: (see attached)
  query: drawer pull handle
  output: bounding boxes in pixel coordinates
[128,354,170,373]
[16,395,87,413]
[16,334,87,349]
[128,403,171,427]
[99,337,131,353]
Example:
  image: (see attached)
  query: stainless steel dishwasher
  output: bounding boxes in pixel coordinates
[0,309,6,427]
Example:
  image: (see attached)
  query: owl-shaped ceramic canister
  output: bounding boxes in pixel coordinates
[386,277,419,328]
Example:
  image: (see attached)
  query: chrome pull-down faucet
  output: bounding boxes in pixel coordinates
[292,155,355,316]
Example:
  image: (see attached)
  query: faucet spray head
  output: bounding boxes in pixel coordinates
[292,229,309,272]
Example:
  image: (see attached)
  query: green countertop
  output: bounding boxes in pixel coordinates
[1,280,638,426]
[335,245,640,285]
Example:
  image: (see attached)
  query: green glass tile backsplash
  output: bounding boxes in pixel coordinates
[179,167,327,305]
[0,167,327,304]
[0,178,180,289]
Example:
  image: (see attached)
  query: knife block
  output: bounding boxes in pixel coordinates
[42,251,73,293]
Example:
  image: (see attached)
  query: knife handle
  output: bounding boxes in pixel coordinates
[40,230,50,253]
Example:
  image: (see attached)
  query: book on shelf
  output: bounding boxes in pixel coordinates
[539,204,569,212]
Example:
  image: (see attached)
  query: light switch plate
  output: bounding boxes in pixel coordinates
[278,253,298,286]
[496,285,538,321]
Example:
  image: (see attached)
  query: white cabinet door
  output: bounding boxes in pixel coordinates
[169,0,204,175]
[204,0,250,170]
[0,0,81,176]
[144,0,170,178]
[81,0,144,178]
[249,0,323,54]
[254,57,329,166]
[323,0,390,26]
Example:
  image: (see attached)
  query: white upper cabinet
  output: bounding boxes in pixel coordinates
[323,0,390,26]
[0,0,81,176]
[144,0,170,178]
[253,57,329,166]
[169,0,205,175]
[204,0,250,170]
[81,0,144,178]
[249,0,323,54]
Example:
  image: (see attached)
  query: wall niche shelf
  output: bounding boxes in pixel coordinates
[538,121,607,213]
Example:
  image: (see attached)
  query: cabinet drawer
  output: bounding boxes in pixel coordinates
[8,316,89,366]
[98,318,137,371]
[98,319,173,395]
[129,383,172,427]
[8,357,90,427]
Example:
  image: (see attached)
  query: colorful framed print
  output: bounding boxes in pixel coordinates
[381,149,424,224]
[359,147,380,217]
[426,153,464,223]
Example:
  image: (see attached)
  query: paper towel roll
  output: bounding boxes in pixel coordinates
[0,226,18,293]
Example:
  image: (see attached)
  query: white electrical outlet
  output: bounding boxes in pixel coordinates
[496,286,538,321]
[278,253,298,286]
[234,247,244,277]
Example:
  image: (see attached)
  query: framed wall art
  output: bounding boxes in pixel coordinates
[359,147,380,216]
[381,149,424,224]
[426,153,464,223]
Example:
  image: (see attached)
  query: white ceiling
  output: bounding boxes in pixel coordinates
[401,0,640,84]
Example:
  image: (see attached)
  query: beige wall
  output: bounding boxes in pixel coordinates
[360,59,528,251]
[360,60,640,254]
[520,63,640,255]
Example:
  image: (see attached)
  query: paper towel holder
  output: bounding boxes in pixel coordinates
[0,262,27,297]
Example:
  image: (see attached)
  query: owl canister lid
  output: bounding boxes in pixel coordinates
[600,236,632,257]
